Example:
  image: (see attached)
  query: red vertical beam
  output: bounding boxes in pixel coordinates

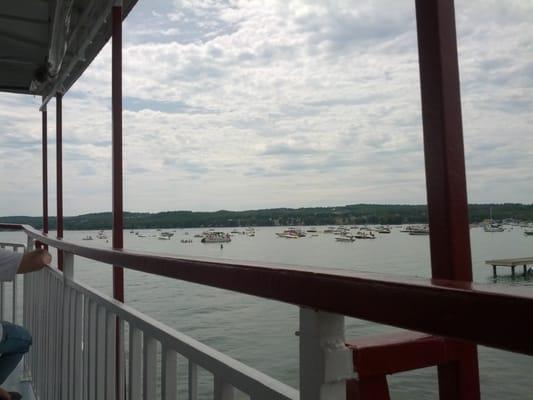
[56,92,63,270]
[112,5,125,399]
[42,101,48,236]
[415,1,480,399]
[112,4,124,302]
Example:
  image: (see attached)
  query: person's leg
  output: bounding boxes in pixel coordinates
[0,321,32,385]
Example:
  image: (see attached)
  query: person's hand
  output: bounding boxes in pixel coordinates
[18,248,52,274]
[0,387,12,400]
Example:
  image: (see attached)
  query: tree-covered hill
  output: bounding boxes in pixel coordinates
[1,203,532,230]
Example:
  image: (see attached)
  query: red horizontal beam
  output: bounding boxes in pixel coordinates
[346,332,473,377]
[3,223,533,356]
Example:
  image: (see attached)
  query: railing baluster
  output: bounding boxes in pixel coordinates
[62,285,72,400]
[88,299,98,400]
[12,274,17,324]
[74,291,84,400]
[118,318,126,400]
[45,271,53,400]
[96,305,107,400]
[143,335,157,400]
[54,274,63,400]
[69,287,77,399]
[106,311,117,400]
[62,252,74,400]
[0,281,5,320]
[42,269,51,399]
[83,294,90,400]
[188,360,198,400]
[214,376,235,400]
[129,326,143,400]
[161,347,177,400]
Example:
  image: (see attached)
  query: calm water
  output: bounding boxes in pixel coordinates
[2,226,532,398]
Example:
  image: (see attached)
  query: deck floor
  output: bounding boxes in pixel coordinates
[3,362,35,400]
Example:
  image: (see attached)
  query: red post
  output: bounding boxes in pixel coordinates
[56,92,63,270]
[415,0,480,398]
[42,100,48,236]
[112,5,124,399]
[112,4,124,303]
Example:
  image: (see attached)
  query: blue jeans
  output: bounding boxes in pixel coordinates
[0,322,32,384]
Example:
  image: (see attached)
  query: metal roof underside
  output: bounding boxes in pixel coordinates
[0,0,138,99]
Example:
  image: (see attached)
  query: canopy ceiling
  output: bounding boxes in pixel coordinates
[0,0,137,101]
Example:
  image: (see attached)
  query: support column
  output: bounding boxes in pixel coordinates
[112,3,124,302]
[42,101,48,237]
[415,1,480,399]
[299,308,354,400]
[112,4,125,400]
[56,92,63,270]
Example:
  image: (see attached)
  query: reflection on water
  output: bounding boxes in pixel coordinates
[1,226,531,398]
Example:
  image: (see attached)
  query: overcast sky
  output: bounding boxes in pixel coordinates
[1,0,532,216]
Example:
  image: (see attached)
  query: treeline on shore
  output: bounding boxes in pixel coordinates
[1,203,532,230]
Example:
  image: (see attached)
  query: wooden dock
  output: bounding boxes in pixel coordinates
[485,257,533,277]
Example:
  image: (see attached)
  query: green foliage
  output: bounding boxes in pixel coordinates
[1,203,531,230]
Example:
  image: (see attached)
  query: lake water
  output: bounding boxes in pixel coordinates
[2,226,532,398]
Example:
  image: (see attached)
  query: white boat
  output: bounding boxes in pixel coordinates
[375,226,391,234]
[276,229,305,238]
[335,236,355,242]
[523,229,533,236]
[82,235,93,240]
[484,223,504,232]
[201,232,231,243]
[484,207,504,232]
[354,231,376,239]
[409,229,430,235]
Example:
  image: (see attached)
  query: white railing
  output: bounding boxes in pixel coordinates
[22,246,307,400]
[0,233,355,400]
[0,242,24,325]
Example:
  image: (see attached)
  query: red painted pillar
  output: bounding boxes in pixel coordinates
[112,4,124,303]
[56,92,63,270]
[112,5,125,399]
[42,100,48,236]
[415,0,480,399]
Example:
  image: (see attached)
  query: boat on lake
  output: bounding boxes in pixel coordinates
[201,232,232,243]
[484,223,504,232]
[276,228,305,238]
[354,230,376,239]
[335,236,355,242]
[409,226,430,235]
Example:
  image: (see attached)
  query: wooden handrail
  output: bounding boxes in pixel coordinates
[2,223,533,356]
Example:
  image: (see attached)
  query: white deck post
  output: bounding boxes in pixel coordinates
[299,307,354,400]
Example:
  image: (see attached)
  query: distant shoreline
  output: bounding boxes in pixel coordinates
[1,203,532,230]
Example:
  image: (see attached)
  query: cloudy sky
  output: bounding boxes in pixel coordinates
[1,0,532,216]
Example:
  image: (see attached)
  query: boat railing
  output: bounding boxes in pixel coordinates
[2,223,533,399]
[23,262,298,400]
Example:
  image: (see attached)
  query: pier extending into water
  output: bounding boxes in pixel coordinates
[485,257,533,277]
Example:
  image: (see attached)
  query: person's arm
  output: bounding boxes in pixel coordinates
[17,249,52,274]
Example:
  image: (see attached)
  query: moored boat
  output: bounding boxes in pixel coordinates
[201,232,232,243]
[335,236,355,242]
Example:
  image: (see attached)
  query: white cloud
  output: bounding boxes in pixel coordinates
[1,0,532,216]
